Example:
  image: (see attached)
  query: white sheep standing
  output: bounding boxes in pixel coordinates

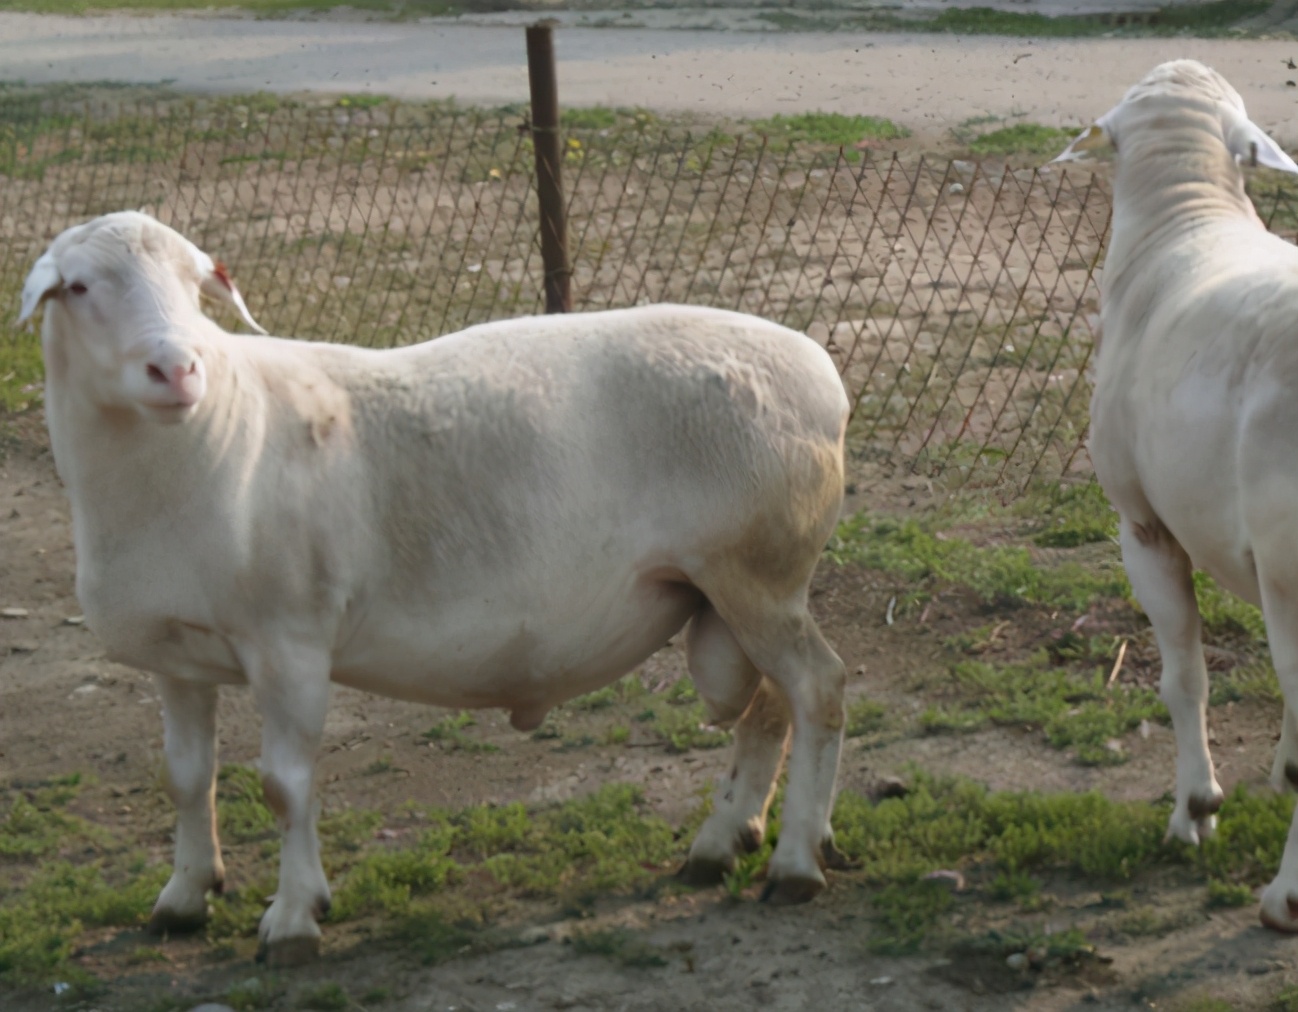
[19,211,854,963]
[1054,59,1298,930]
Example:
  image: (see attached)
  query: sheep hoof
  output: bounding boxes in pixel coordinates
[819,839,860,872]
[256,934,321,967]
[677,856,733,888]
[147,906,209,936]
[759,874,825,906]
[1187,790,1224,820]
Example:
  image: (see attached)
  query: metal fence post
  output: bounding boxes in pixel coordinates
[526,22,572,314]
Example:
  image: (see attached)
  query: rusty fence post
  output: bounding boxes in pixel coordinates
[526,22,572,313]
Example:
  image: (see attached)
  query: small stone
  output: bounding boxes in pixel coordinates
[1,608,29,619]
[922,869,966,891]
[519,926,551,945]
[1005,952,1029,971]
[948,182,965,195]
[64,615,85,626]
[869,975,894,985]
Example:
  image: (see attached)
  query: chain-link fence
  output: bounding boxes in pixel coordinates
[5,88,1298,489]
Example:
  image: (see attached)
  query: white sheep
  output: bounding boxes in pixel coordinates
[19,211,853,963]
[1054,59,1298,929]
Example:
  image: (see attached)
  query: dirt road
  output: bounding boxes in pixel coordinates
[6,12,1298,142]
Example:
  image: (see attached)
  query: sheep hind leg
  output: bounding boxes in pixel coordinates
[1252,572,1298,931]
[1119,517,1222,844]
[149,676,224,934]
[708,598,848,905]
[679,603,785,885]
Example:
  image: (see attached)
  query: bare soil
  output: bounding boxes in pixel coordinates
[2,406,1295,1012]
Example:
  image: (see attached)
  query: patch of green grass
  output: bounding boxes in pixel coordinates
[1206,878,1254,909]
[327,821,459,922]
[422,711,500,753]
[1194,572,1266,642]
[928,1,1267,37]
[1022,481,1117,548]
[568,674,647,712]
[1197,784,1293,886]
[1176,998,1234,1012]
[217,764,277,844]
[1209,662,1280,706]
[0,776,103,858]
[0,328,43,413]
[918,656,1165,765]
[570,927,669,968]
[225,975,280,1011]
[295,981,352,1011]
[868,879,954,953]
[747,112,908,162]
[477,785,677,900]
[0,860,168,982]
[827,512,1129,612]
[845,698,887,739]
[970,123,1079,158]
[648,703,731,754]
[1277,984,1298,1012]
[388,906,474,965]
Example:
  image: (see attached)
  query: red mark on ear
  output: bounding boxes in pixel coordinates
[212,260,234,292]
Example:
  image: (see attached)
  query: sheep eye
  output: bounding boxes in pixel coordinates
[67,282,88,296]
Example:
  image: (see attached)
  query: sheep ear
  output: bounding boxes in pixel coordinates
[17,252,61,328]
[1222,108,1298,173]
[201,260,268,336]
[182,238,267,335]
[1051,120,1114,164]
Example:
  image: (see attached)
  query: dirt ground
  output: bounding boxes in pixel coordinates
[8,14,1298,147]
[2,399,1297,1012]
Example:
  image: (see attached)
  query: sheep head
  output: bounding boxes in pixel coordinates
[18,211,265,421]
[1052,59,1298,175]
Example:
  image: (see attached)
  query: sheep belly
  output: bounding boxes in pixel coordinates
[329,574,701,715]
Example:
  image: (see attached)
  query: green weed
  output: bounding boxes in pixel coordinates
[1194,572,1266,642]
[649,703,731,754]
[295,981,352,1010]
[570,927,669,968]
[422,711,500,753]
[746,112,908,162]
[216,764,277,845]
[1023,481,1117,548]
[970,123,1079,158]
[845,698,887,739]
[868,879,954,953]
[225,975,280,1011]
[1197,785,1293,886]
[1205,878,1254,908]
[827,512,1129,612]
[1209,662,1281,706]
[918,656,1164,765]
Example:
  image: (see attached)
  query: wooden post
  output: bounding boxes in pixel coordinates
[526,22,572,314]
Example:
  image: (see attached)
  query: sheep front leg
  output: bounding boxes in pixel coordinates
[150,676,224,933]
[1255,576,1298,930]
[1118,518,1222,844]
[244,645,332,966]
[1272,704,1298,794]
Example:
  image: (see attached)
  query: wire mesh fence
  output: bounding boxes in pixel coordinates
[5,87,1298,490]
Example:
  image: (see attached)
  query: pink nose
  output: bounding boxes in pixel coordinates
[146,359,202,406]
[147,361,195,385]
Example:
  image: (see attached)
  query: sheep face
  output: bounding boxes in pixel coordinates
[19,211,264,421]
[1052,58,1298,176]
